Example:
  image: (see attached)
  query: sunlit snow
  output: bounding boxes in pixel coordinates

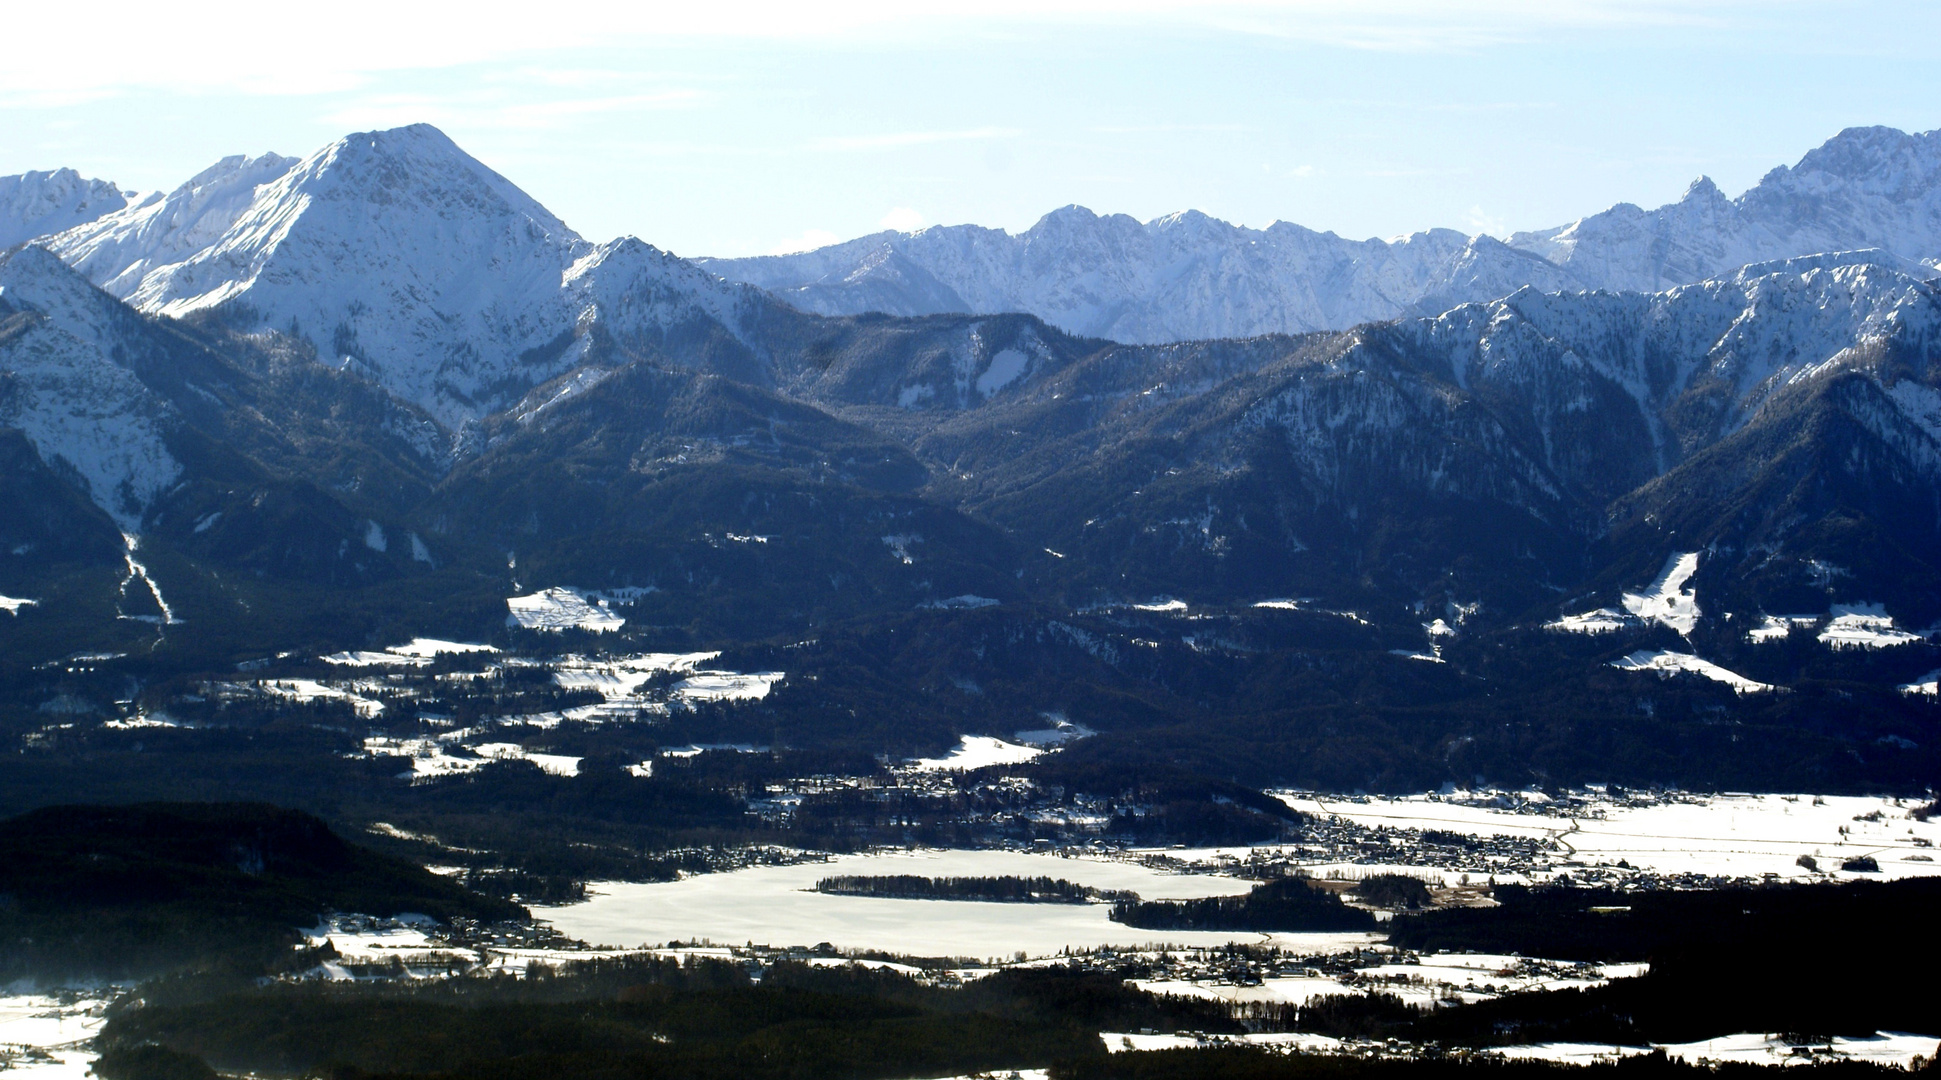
[1609,650,1773,694]
[1273,791,1941,882]
[0,992,114,1080]
[1817,603,1921,649]
[1619,552,1700,635]
[1543,607,1632,634]
[324,638,499,667]
[1899,669,1941,697]
[538,849,1370,960]
[1495,1032,1940,1069]
[1747,613,1819,643]
[912,735,1045,771]
[0,595,37,615]
[506,587,626,632]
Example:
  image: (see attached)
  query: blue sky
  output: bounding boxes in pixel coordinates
[4,1,1936,258]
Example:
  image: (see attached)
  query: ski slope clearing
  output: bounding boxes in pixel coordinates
[1547,552,1704,637]
[539,849,1378,960]
[1274,791,1941,882]
[506,587,627,632]
[1620,552,1701,635]
[912,735,1045,771]
[1609,650,1773,694]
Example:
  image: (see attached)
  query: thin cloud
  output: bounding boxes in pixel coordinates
[769,228,840,255]
[322,90,703,132]
[812,127,1022,151]
[0,1,1762,100]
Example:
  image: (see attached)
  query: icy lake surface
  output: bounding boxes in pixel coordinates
[540,849,1376,960]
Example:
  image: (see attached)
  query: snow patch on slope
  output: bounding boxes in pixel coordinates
[1818,603,1921,649]
[1621,552,1701,636]
[506,587,627,633]
[1747,614,1819,643]
[1610,650,1773,694]
[911,735,1044,772]
[1548,553,1701,637]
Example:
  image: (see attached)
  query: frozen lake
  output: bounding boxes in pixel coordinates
[539,848,1377,961]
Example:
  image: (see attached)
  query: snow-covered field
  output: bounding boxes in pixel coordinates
[912,735,1045,772]
[506,587,627,632]
[1134,955,1644,1010]
[1818,603,1922,650]
[0,993,114,1080]
[1272,791,1941,882]
[253,677,388,717]
[324,638,497,667]
[539,849,1376,960]
[1496,1031,1939,1068]
[1104,1029,1936,1068]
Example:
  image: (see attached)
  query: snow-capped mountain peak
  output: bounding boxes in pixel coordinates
[0,168,132,251]
[44,126,605,425]
[41,125,790,427]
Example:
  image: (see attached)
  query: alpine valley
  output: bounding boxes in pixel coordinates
[2,121,1940,871]
[7,117,1941,1080]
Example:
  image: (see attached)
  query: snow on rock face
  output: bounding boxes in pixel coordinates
[0,246,182,530]
[43,126,768,427]
[1610,650,1774,694]
[1515,127,1941,293]
[706,208,1576,343]
[46,152,298,301]
[506,587,627,632]
[0,168,130,249]
[709,126,1941,343]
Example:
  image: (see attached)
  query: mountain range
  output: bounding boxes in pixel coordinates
[2,123,1939,789]
[703,126,1941,343]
